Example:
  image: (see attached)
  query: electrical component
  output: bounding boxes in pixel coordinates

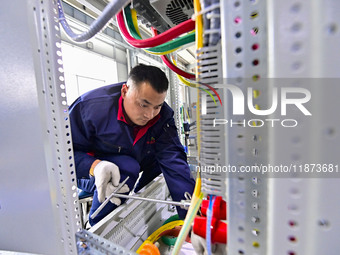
[201,196,227,220]
[131,0,195,32]
[193,217,227,244]
[150,0,194,27]
[192,196,227,244]
[132,0,171,32]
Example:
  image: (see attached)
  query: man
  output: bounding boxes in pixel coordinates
[69,64,195,226]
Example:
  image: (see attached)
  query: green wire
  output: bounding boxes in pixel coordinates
[123,6,195,53]
[123,6,217,105]
[124,6,142,40]
[147,33,195,53]
[160,214,181,246]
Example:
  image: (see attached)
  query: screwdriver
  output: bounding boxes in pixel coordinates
[90,176,130,219]
[104,193,191,209]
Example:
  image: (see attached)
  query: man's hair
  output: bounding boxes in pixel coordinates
[127,64,168,93]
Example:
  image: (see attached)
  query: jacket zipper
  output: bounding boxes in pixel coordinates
[100,138,123,153]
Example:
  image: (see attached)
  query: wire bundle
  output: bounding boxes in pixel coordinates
[57,0,221,102]
[116,5,222,105]
[116,9,195,49]
[150,29,222,106]
[123,7,195,55]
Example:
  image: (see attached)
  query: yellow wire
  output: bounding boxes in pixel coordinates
[171,2,204,253]
[194,0,203,165]
[171,193,203,255]
[172,57,217,105]
[130,9,142,38]
[177,74,217,105]
[176,73,196,88]
[131,8,193,56]
[185,109,191,124]
[136,220,184,254]
[130,9,181,56]
[144,47,180,55]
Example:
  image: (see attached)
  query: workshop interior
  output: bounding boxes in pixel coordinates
[1,0,340,254]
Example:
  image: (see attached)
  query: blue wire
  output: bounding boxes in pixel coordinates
[206,195,216,255]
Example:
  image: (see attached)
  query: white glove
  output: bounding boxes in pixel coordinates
[191,232,227,255]
[93,160,122,203]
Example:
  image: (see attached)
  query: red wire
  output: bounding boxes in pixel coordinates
[161,55,196,80]
[161,54,222,106]
[149,27,223,106]
[199,81,223,106]
[116,11,195,48]
[147,26,195,80]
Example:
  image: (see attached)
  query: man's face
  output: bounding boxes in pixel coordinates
[121,81,167,126]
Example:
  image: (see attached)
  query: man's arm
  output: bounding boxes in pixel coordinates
[155,118,196,219]
[69,97,129,204]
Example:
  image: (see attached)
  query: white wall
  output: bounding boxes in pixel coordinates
[61,42,118,105]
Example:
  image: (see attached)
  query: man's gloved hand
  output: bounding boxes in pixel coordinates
[93,160,127,203]
[191,232,227,255]
[105,182,130,205]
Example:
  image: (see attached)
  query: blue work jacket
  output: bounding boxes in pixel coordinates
[69,82,195,218]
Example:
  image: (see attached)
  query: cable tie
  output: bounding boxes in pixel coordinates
[191,3,221,20]
[203,29,221,34]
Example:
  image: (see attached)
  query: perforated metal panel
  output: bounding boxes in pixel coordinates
[76,230,136,255]
[266,1,340,255]
[217,0,340,254]
[218,0,270,254]
[168,65,182,137]
[29,0,81,252]
[198,43,228,197]
[1,0,80,254]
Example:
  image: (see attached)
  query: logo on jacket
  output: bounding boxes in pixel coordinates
[147,137,156,144]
